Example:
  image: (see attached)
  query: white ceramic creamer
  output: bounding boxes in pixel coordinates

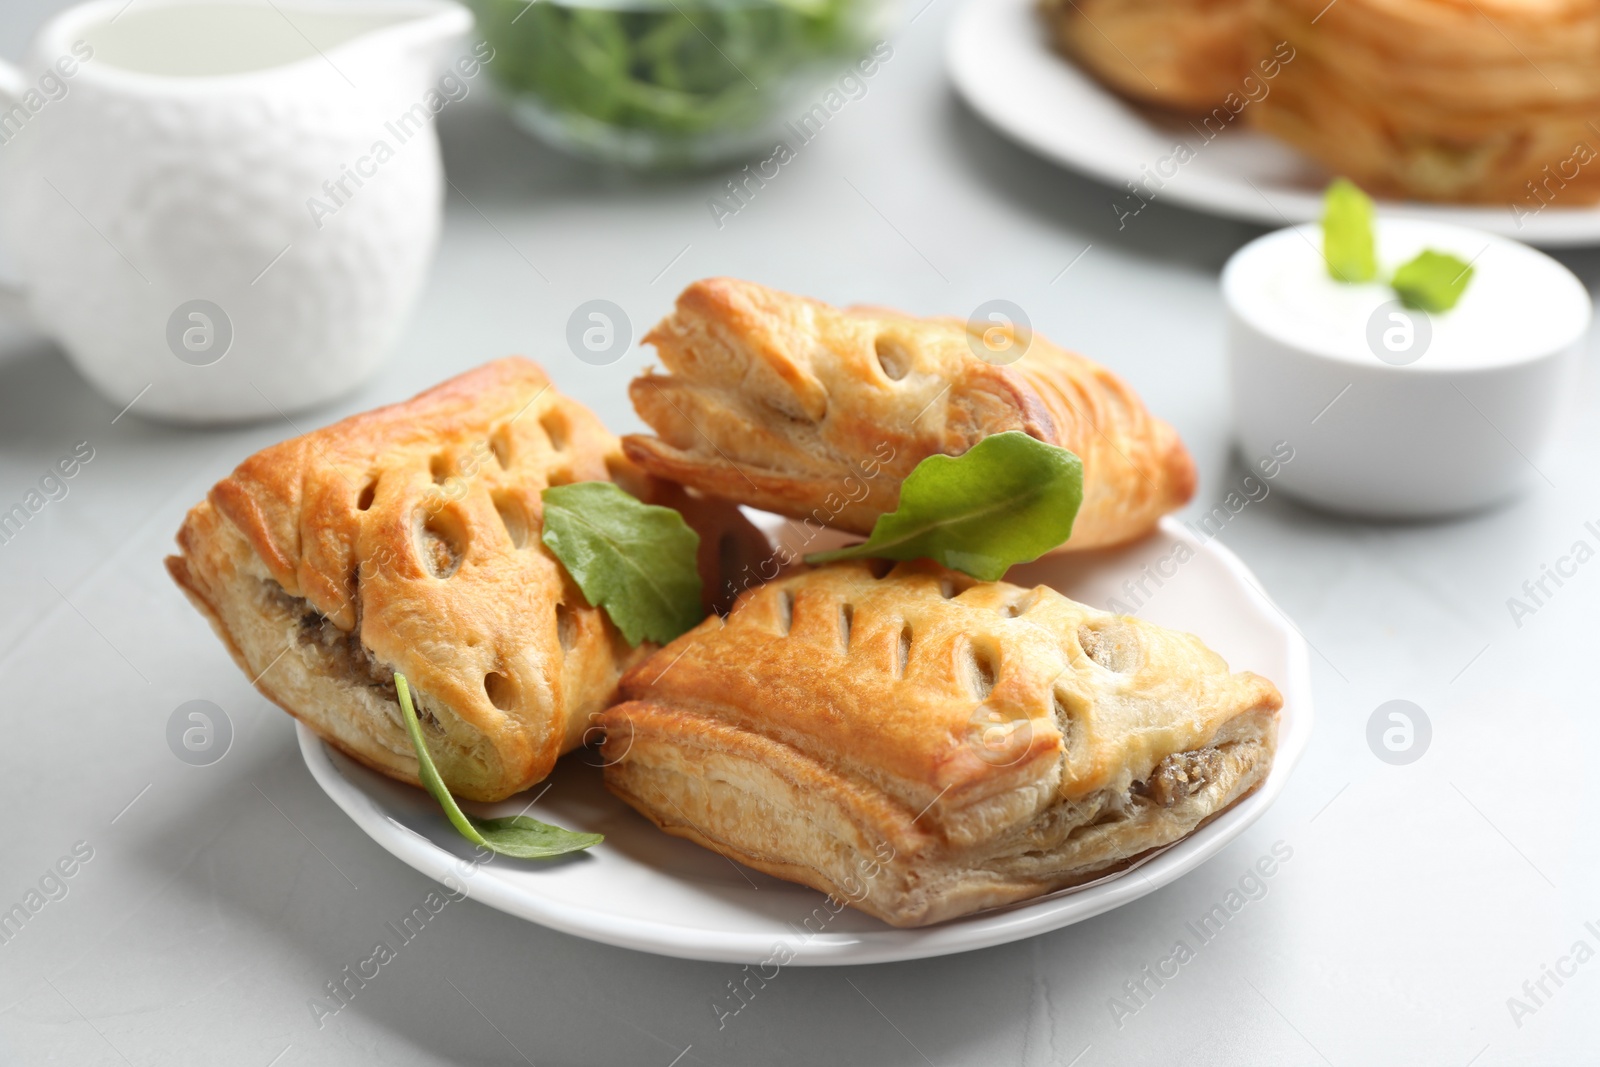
[0,0,472,422]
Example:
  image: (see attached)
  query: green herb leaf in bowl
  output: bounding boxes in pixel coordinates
[1321,178,1377,283]
[540,481,702,646]
[472,0,882,167]
[806,432,1084,581]
[395,673,603,860]
[1391,249,1474,312]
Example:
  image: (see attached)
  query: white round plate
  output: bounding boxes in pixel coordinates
[299,514,1312,965]
[946,0,1600,246]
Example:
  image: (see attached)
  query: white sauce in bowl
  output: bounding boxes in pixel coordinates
[1223,219,1591,370]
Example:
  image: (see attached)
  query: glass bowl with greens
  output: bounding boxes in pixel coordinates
[471,0,898,169]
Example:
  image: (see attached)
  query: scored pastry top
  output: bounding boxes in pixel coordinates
[213,357,634,628]
[623,277,1196,551]
[611,560,1281,846]
[186,358,648,797]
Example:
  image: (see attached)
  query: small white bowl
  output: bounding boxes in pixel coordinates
[1223,219,1591,517]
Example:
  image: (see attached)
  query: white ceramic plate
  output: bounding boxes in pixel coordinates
[946,0,1600,247]
[299,514,1312,965]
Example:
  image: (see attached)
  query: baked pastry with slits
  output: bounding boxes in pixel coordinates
[167,358,762,802]
[600,561,1281,927]
[623,278,1195,553]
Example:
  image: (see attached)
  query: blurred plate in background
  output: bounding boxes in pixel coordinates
[946,0,1600,247]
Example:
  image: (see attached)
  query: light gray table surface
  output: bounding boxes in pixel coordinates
[2,2,1598,1065]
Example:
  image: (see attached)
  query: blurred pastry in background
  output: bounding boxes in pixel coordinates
[1253,0,1600,204]
[1037,0,1261,112]
[1041,0,1600,206]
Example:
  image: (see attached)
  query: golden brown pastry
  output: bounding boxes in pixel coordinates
[167,358,759,802]
[600,561,1281,927]
[1039,0,1262,113]
[624,278,1195,553]
[1044,0,1600,205]
[1253,0,1600,204]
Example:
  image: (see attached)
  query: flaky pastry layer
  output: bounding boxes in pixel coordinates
[601,561,1281,926]
[1039,0,1600,204]
[623,278,1195,552]
[1253,0,1600,203]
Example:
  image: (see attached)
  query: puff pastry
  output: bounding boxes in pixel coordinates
[1039,0,1261,113]
[167,358,760,802]
[600,561,1281,927]
[623,278,1195,552]
[1252,0,1600,204]
[1044,0,1600,205]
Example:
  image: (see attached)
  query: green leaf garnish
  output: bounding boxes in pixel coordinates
[1321,178,1378,283]
[805,432,1083,581]
[1318,178,1475,312]
[395,673,602,859]
[1391,249,1474,312]
[540,481,702,646]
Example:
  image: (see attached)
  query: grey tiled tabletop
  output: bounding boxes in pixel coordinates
[2,2,1597,1065]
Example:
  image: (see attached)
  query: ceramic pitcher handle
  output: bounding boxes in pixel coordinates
[0,59,34,323]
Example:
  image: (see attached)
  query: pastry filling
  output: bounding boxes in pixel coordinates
[993,736,1266,877]
[1136,746,1225,808]
[265,582,409,712]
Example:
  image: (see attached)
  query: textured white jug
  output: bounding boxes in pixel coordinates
[0,0,471,422]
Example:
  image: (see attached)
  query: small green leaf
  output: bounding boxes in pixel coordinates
[1391,249,1474,312]
[395,674,602,860]
[806,432,1083,581]
[469,815,603,856]
[540,481,703,646]
[1322,178,1377,284]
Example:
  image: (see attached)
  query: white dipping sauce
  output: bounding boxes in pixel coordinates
[1223,218,1591,517]
[1225,219,1591,370]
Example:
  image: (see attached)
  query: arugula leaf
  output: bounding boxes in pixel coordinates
[540,481,702,646]
[395,673,602,859]
[806,432,1083,581]
[1392,249,1474,312]
[1321,178,1378,283]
